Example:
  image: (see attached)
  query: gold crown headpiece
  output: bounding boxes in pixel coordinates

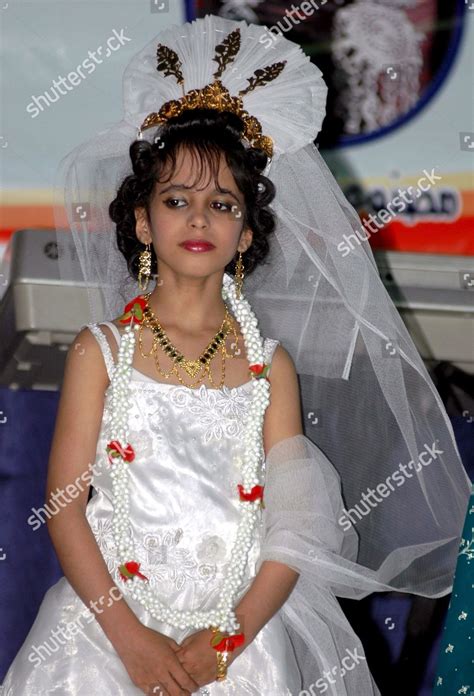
[138,28,287,159]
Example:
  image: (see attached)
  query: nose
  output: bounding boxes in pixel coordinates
[188,200,209,229]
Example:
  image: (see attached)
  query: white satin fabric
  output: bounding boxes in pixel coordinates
[1,323,302,695]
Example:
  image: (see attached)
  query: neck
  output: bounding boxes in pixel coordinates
[143,272,230,334]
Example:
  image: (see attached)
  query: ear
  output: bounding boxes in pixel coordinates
[237,226,253,253]
[134,207,153,245]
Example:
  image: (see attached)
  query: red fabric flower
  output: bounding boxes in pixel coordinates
[119,296,147,325]
[249,363,270,380]
[237,484,264,503]
[106,441,135,464]
[210,630,245,652]
[118,561,148,582]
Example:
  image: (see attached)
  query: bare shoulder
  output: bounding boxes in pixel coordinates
[63,325,110,391]
[263,342,304,459]
[269,343,297,381]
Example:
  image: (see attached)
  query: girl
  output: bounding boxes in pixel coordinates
[1,14,470,696]
[4,112,303,695]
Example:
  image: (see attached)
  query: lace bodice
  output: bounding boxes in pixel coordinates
[84,321,280,610]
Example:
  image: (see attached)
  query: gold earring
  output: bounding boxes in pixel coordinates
[235,250,245,300]
[138,242,152,291]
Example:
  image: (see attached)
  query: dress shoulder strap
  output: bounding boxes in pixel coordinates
[263,338,280,375]
[100,321,122,346]
[82,322,120,382]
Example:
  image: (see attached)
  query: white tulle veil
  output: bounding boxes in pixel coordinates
[53,14,471,696]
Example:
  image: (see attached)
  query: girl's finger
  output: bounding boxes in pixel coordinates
[170,661,201,694]
[152,674,184,696]
[164,636,183,652]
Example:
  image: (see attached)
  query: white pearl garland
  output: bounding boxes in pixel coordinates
[107,273,271,634]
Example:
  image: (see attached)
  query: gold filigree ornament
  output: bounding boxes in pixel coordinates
[138,28,286,159]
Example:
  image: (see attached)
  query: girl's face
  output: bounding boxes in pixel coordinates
[134,146,253,280]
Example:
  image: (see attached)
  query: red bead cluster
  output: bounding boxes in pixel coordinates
[119,296,147,325]
[249,363,270,380]
[237,484,264,509]
[119,561,149,582]
[106,440,135,465]
[210,628,245,652]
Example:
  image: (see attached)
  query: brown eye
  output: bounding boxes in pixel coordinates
[164,198,184,208]
[211,201,233,211]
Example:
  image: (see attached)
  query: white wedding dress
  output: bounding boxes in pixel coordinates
[1,322,301,695]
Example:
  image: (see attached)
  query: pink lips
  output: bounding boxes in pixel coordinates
[180,240,215,252]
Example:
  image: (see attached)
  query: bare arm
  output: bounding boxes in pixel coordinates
[43,327,206,694]
[234,344,303,643]
[45,327,142,653]
[234,560,300,644]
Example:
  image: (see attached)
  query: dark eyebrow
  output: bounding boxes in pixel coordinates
[158,183,240,203]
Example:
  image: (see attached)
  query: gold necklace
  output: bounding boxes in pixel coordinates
[138,291,240,389]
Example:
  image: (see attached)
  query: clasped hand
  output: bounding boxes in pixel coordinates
[174,627,240,691]
[119,623,244,696]
[150,628,242,695]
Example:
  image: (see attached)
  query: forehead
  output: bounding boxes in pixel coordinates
[158,145,238,191]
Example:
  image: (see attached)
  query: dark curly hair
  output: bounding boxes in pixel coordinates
[109,108,277,282]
